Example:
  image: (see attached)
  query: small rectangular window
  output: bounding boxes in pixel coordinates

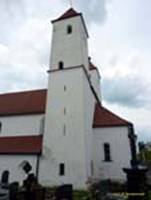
[63,125,66,136]
[64,86,66,91]
[90,160,94,176]
[40,117,45,134]
[59,163,65,176]
[67,25,72,34]
[104,143,111,162]
[0,122,2,133]
[64,107,66,115]
[59,61,64,69]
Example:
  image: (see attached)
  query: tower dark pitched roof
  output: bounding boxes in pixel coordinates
[52,8,80,22]
[52,8,89,37]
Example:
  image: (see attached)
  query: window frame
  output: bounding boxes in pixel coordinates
[67,25,72,34]
[0,122,2,133]
[58,61,64,70]
[59,163,65,176]
[103,143,112,162]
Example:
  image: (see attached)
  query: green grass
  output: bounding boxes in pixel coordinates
[45,187,96,200]
[147,191,151,200]
[73,190,90,200]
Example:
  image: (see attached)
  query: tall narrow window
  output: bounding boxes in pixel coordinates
[59,61,64,70]
[90,160,94,176]
[64,86,66,91]
[104,143,111,162]
[0,122,2,133]
[40,117,45,135]
[63,125,66,136]
[59,163,65,176]
[67,25,72,34]
[64,107,66,115]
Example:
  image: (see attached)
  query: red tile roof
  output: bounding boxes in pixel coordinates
[0,89,131,127]
[0,135,42,154]
[93,103,131,128]
[89,61,97,70]
[0,89,46,116]
[52,8,89,37]
[52,8,80,23]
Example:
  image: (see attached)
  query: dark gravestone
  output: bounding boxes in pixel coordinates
[123,167,147,200]
[1,170,9,185]
[56,184,73,200]
[123,127,148,200]
[21,173,45,200]
[23,173,37,191]
[9,182,19,200]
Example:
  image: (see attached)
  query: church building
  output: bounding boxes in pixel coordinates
[0,8,135,189]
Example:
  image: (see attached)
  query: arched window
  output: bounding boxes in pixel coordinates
[58,61,64,70]
[67,25,72,34]
[104,143,111,161]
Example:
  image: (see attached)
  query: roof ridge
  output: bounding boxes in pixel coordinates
[0,135,42,139]
[52,8,80,23]
[0,88,47,96]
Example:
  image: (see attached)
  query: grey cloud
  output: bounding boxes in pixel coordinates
[102,76,150,108]
[0,0,52,44]
[0,63,47,93]
[0,0,26,44]
[0,0,51,92]
[75,0,109,24]
[137,127,151,142]
[0,0,108,44]
[0,0,109,93]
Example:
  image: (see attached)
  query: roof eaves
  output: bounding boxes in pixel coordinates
[0,111,45,117]
[93,124,131,128]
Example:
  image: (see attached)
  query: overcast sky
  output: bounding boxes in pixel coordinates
[0,0,150,142]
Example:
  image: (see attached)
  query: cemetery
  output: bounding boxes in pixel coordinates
[0,158,149,200]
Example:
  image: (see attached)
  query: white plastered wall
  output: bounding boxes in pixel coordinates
[0,155,37,185]
[50,16,89,71]
[0,114,44,136]
[40,68,88,189]
[82,71,96,181]
[92,126,131,182]
[89,70,101,101]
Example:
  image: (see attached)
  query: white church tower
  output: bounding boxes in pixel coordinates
[50,8,89,71]
[39,8,98,189]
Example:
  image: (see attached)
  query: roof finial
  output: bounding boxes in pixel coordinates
[69,0,73,7]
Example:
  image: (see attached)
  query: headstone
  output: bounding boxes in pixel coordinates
[0,187,9,200]
[124,128,148,200]
[123,166,148,200]
[9,182,19,200]
[1,170,9,185]
[56,184,73,200]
